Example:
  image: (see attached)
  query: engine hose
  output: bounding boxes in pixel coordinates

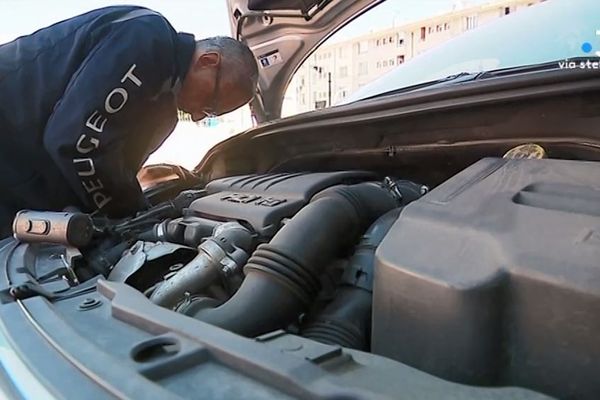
[189,182,398,337]
[138,216,221,246]
[300,209,401,350]
[149,223,252,309]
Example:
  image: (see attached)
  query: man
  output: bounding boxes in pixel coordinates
[0,6,258,238]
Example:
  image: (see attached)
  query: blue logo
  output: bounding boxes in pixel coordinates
[581,30,600,56]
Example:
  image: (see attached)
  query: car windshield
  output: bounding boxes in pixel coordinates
[343,0,600,103]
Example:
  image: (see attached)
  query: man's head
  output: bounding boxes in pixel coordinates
[177,36,258,122]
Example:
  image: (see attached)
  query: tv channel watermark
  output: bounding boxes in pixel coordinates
[559,30,600,70]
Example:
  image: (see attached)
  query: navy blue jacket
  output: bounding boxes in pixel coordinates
[0,6,195,235]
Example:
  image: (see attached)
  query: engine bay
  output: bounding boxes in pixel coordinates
[107,170,423,339]
[2,155,600,399]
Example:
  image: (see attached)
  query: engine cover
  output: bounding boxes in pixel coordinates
[189,171,374,236]
[373,157,600,399]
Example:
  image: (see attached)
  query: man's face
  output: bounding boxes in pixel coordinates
[177,52,253,122]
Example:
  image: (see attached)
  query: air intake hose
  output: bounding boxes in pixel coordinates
[189,182,397,337]
[149,223,252,309]
[301,209,400,350]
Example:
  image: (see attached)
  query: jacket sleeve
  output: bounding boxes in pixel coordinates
[43,13,177,217]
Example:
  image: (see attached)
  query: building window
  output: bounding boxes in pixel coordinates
[420,26,426,41]
[339,66,348,78]
[428,26,433,34]
[436,24,442,32]
[376,39,380,46]
[358,40,368,54]
[504,6,511,15]
[383,37,387,45]
[376,61,381,68]
[397,38,404,46]
[383,60,388,67]
[389,36,394,43]
[397,55,405,64]
[358,62,368,75]
[444,22,450,30]
[466,15,478,30]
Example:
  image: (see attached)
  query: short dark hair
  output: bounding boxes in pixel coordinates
[196,36,258,96]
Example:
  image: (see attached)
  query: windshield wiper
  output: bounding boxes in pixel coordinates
[360,71,482,101]
[362,58,595,101]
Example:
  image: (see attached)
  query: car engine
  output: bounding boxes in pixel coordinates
[2,156,600,399]
[106,170,423,341]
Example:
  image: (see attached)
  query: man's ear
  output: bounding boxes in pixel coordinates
[197,52,221,68]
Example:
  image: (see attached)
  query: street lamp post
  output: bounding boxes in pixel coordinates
[312,66,332,107]
[327,71,332,107]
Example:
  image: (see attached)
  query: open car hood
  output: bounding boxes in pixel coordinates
[226,0,383,122]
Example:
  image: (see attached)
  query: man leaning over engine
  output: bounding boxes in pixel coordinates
[0,6,258,238]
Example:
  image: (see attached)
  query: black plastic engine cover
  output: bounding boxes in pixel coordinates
[189,171,374,237]
[373,158,600,400]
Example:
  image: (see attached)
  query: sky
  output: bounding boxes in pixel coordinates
[0,0,229,43]
[0,0,494,44]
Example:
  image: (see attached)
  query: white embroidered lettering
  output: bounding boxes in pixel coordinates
[93,192,112,209]
[72,64,145,211]
[73,158,96,177]
[75,135,100,154]
[121,64,142,87]
[82,178,104,193]
[85,110,108,133]
[105,88,128,114]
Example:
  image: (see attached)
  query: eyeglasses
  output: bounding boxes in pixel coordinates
[202,62,221,119]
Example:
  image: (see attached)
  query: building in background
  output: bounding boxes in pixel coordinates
[284,0,544,116]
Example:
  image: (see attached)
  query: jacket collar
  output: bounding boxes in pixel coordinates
[173,32,196,90]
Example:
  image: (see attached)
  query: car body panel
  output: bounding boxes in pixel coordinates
[226,0,383,121]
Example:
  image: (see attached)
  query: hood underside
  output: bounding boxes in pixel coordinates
[194,67,600,182]
[227,0,383,121]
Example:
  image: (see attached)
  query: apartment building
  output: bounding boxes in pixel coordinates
[285,0,544,116]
